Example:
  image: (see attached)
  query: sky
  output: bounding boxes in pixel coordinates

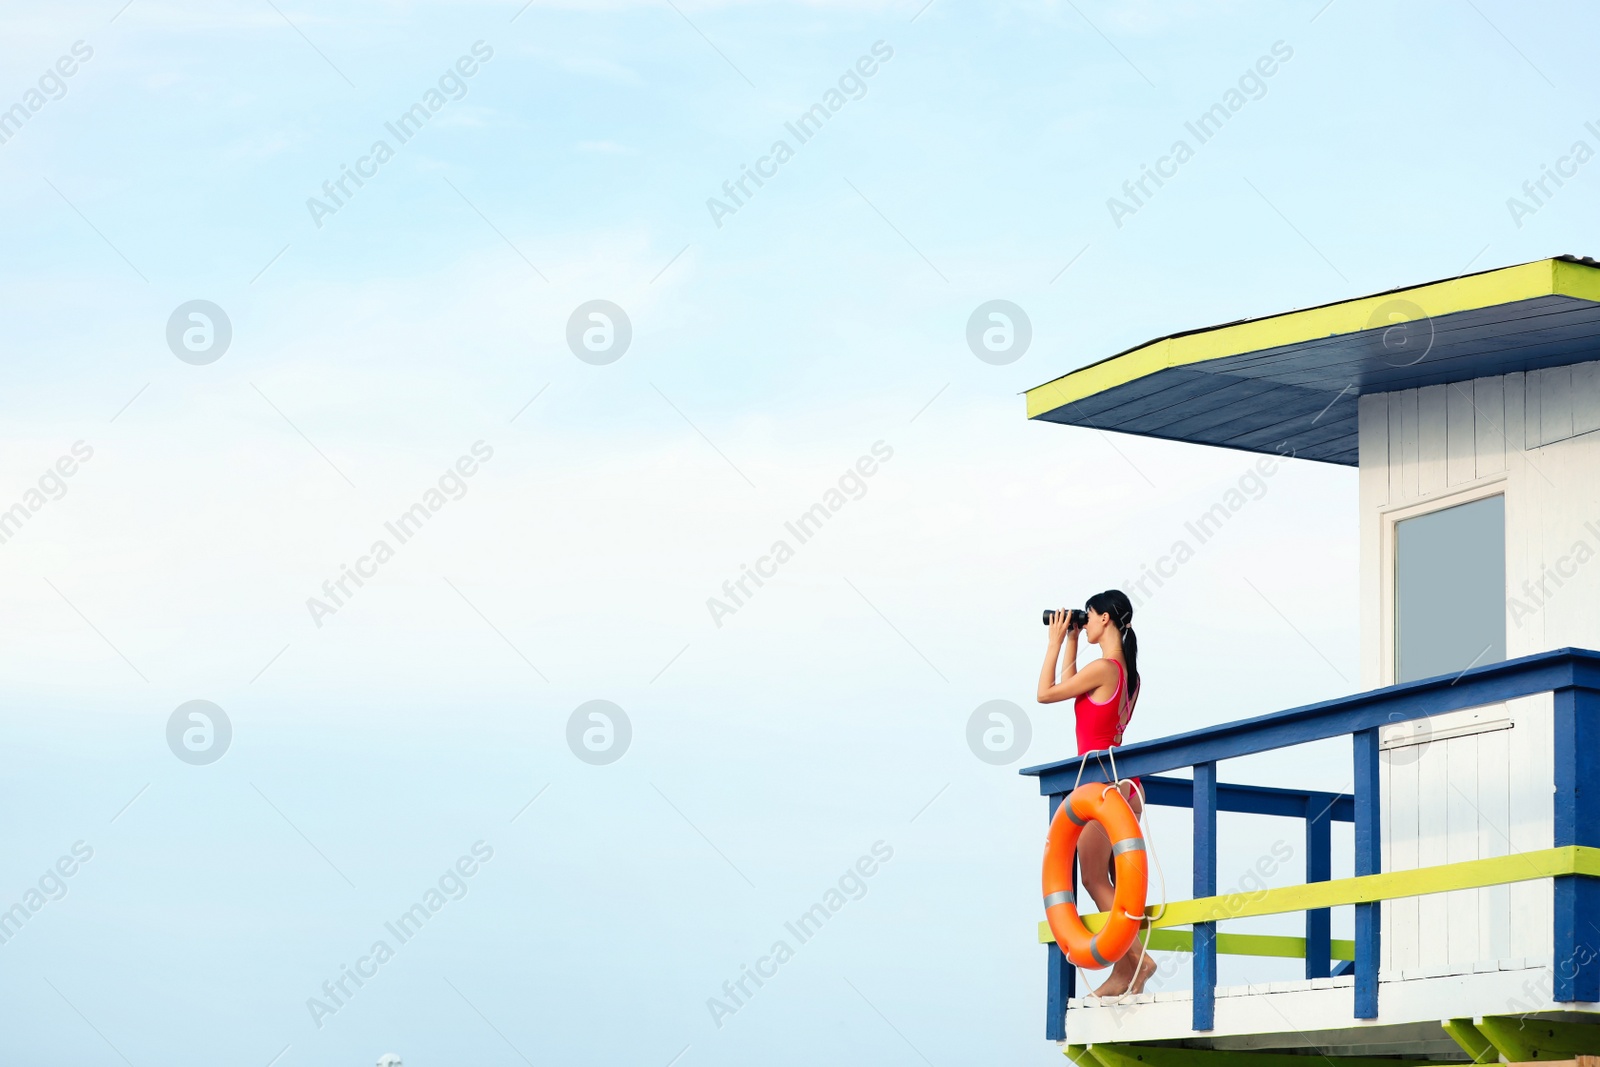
[0,0,1593,1064]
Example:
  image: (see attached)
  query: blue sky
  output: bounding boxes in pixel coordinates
[0,0,1593,1064]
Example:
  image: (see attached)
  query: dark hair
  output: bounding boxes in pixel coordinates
[1086,589,1139,706]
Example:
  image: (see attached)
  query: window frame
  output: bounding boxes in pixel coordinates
[1379,476,1508,686]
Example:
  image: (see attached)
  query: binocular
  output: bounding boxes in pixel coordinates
[1042,609,1089,629]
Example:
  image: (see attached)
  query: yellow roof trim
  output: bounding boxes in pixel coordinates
[1026,258,1592,420]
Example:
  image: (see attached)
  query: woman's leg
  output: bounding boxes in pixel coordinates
[1078,821,1115,912]
[1075,820,1126,998]
[1081,785,1156,997]
[1122,785,1158,994]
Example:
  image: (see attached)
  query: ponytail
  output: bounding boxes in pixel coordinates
[1086,589,1139,706]
[1121,624,1140,709]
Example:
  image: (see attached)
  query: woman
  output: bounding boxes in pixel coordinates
[1036,590,1153,997]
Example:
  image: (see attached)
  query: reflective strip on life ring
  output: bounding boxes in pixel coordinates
[1041,782,1149,970]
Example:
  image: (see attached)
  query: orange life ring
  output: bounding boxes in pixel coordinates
[1041,782,1149,969]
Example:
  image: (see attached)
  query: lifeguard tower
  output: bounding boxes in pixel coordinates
[1021,256,1600,1065]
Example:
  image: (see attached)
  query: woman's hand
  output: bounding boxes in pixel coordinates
[1047,609,1076,645]
[1040,609,1106,704]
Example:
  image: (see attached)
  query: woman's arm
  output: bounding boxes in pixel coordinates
[1037,611,1112,703]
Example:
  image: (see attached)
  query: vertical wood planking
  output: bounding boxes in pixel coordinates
[1505,371,1526,452]
[1572,360,1600,436]
[1524,430,1548,654]
[1534,431,1600,653]
[1418,384,1448,496]
[1446,382,1476,486]
[1508,694,1555,962]
[1397,388,1421,501]
[1359,394,1390,507]
[1507,695,1540,958]
[1534,692,1555,961]
[1525,368,1544,450]
[1444,733,1481,969]
[1478,713,1512,962]
[1353,367,1599,981]
[1357,371,1600,986]
[1360,394,1389,689]
[1379,749,1393,974]
[1574,433,1600,648]
[1541,365,1574,447]
[1537,437,1572,650]
[1415,734,1450,968]
[1504,373,1538,657]
[1385,746,1420,973]
[1475,375,1508,478]
[1388,389,1407,502]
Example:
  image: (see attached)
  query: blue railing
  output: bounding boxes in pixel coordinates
[1020,647,1600,1040]
[1139,772,1353,983]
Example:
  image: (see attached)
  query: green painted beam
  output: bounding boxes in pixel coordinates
[1477,1016,1540,1062]
[1442,1018,1498,1064]
[1039,925,1355,961]
[1478,1015,1600,1060]
[1076,1043,1464,1067]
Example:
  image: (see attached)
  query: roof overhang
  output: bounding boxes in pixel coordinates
[1027,256,1600,465]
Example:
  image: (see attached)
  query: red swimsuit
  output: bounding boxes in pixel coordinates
[1075,659,1137,790]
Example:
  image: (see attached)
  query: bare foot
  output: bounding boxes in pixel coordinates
[1090,971,1129,998]
[1126,953,1158,995]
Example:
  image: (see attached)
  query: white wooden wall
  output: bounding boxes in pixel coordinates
[1379,694,1552,976]
[1358,361,1600,684]
[1356,363,1600,975]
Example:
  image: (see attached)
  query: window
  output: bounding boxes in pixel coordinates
[1394,494,1506,683]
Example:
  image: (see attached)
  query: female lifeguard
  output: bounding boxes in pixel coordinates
[1037,589,1153,997]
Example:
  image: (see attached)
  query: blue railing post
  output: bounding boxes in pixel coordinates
[1553,685,1600,1002]
[1193,761,1217,1031]
[1045,792,1074,1040]
[1353,727,1381,1018]
[1305,795,1332,980]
